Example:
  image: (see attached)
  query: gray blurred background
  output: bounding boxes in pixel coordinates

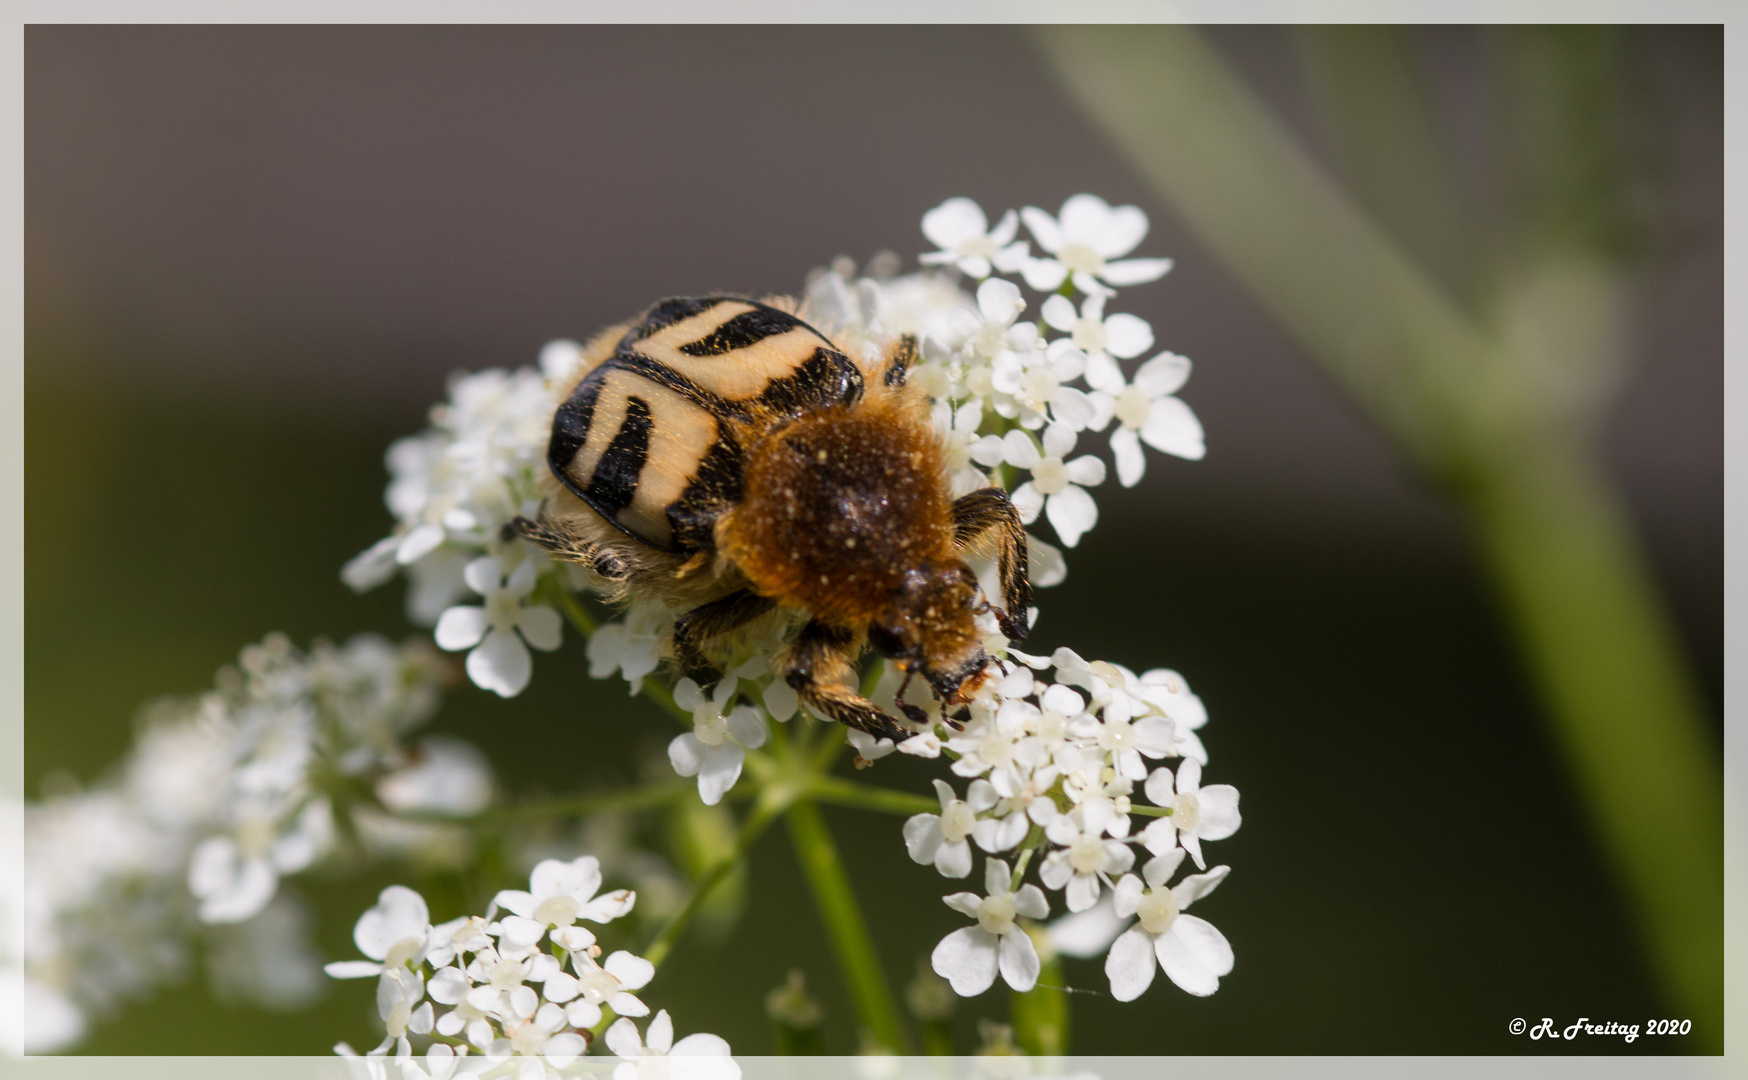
[25,25,1719,1054]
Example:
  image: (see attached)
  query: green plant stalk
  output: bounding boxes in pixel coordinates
[1010,923,1069,1056]
[1033,24,1722,1046]
[808,776,938,816]
[785,798,912,1053]
[642,794,786,971]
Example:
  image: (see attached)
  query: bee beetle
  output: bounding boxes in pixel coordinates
[510,295,1030,742]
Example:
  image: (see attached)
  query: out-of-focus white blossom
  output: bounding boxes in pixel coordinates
[1019,194,1174,294]
[919,197,1028,280]
[18,634,486,1052]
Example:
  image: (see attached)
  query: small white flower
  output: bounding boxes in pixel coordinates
[903,779,995,878]
[325,885,433,980]
[1071,691,1177,782]
[189,798,334,924]
[1004,426,1106,548]
[949,278,1042,363]
[587,600,672,695]
[1141,758,1241,869]
[667,677,767,806]
[1103,351,1205,487]
[1105,851,1233,999]
[918,197,1028,279]
[990,340,1096,431]
[434,556,562,697]
[1040,292,1155,392]
[490,856,636,949]
[605,1009,737,1080]
[1019,194,1173,294]
[930,859,1049,996]
[1137,667,1211,764]
[1039,803,1135,912]
[564,949,657,1028]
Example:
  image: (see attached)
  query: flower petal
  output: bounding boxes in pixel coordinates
[997,926,1041,992]
[935,839,974,879]
[467,628,532,697]
[1040,293,1078,332]
[1157,914,1232,996]
[726,706,767,749]
[1173,865,1230,908]
[605,950,655,990]
[646,1009,675,1054]
[1013,883,1050,920]
[695,743,745,806]
[904,814,945,866]
[1196,786,1242,840]
[462,557,502,597]
[1019,206,1063,253]
[434,606,488,651]
[931,926,1000,997]
[517,605,563,652]
[604,1017,643,1059]
[1044,485,1099,548]
[922,197,988,249]
[1105,927,1159,1002]
[668,733,705,778]
[1140,396,1206,461]
[1064,454,1106,487]
[1100,257,1174,285]
[1026,532,1066,587]
[976,277,1024,325]
[1111,426,1145,488]
[1102,313,1155,359]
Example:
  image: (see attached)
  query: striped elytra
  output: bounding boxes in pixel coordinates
[548,297,865,552]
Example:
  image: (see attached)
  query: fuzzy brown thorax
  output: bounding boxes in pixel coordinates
[717,389,957,624]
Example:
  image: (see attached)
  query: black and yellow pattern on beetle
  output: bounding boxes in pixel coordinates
[549,297,865,553]
[519,295,1035,744]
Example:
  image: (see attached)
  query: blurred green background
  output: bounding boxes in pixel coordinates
[25,25,1719,1055]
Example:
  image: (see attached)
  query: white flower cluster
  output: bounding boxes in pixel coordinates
[343,193,1202,702]
[890,650,1241,1002]
[11,634,483,1054]
[343,362,574,698]
[328,856,736,1080]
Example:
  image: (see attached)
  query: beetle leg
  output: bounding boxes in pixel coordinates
[950,487,1031,642]
[781,620,910,742]
[671,590,777,681]
[505,515,629,582]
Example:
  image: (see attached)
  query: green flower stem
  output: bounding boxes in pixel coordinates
[807,776,938,817]
[1034,24,1722,1045]
[1128,804,1170,818]
[784,798,912,1053]
[642,792,788,971]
